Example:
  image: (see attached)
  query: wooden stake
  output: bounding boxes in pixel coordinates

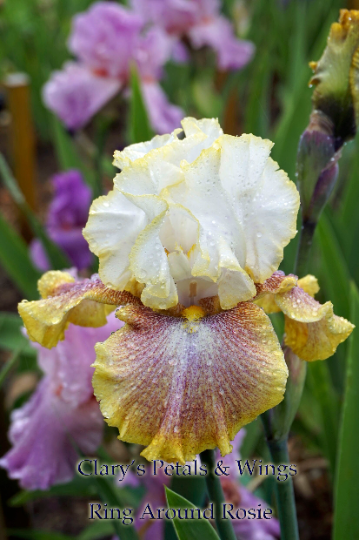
[4,73,37,214]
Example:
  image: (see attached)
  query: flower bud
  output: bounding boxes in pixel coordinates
[297,10,359,223]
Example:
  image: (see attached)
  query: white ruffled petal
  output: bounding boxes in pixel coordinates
[124,194,177,309]
[167,146,253,307]
[217,134,300,283]
[83,190,147,289]
[113,131,180,170]
[113,117,223,172]
[85,118,300,309]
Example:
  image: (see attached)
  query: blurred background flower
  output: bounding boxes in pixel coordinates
[0,312,122,490]
[42,0,254,134]
[30,170,93,270]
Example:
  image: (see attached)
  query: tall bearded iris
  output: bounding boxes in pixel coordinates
[18,118,353,464]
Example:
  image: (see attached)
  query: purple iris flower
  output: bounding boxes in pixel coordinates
[30,170,93,271]
[0,313,122,490]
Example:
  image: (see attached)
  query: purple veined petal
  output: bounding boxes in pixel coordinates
[188,15,255,71]
[42,62,122,131]
[68,2,143,79]
[0,378,103,490]
[0,315,123,490]
[141,81,184,134]
[32,312,123,408]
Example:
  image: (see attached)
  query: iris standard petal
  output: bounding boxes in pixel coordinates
[217,135,300,283]
[83,189,148,290]
[92,302,288,463]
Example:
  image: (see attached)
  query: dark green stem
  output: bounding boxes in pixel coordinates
[266,438,299,540]
[294,219,316,276]
[200,449,237,540]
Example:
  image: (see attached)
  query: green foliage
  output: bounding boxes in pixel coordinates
[0,153,71,271]
[165,487,220,540]
[333,283,359,539]
[0,211,40,299]
[0,312,35,354]
[129,66,154,144]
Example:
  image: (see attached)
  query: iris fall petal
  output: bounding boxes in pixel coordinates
[92,302,288,463]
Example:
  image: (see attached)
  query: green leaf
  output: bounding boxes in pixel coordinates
[316,211,352,392]
[0,211,40,299]
[165,487,220,540]
[92,479,139,540]
[317,212,351,320]
[0,348,22,388]
[77,522,115,540]
[52,116,96,193]
[8,475,99,507]
[333,282,359,540]
[0,153,71,270]
[306,360,339,480]
[192,74,222,118]
[129,65,154,144]
[0,312,36,354]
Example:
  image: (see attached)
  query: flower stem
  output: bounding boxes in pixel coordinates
[266,438,299,540]
[294,219,316,277]
[200,449,237,540]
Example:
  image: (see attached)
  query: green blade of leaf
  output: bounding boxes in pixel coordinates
[333,282,359,540]
[8,474,99,507]
[77,522,115,540]
[306,360,339,480]
[0,153,71,270]
[0,312,36,354]
[92,477,140,540]
[165,487,220,540]
[0,211,40,299]
[0,347,22,387]
[316,211,352,392]
[129,65,154,144]
[52,116,96,193]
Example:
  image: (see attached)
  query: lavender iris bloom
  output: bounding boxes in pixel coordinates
[132,0,255,70]
[30,170,93,271]
[0,313,122,490]
[43,2,184,134]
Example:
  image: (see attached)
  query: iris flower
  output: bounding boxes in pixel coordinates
[18,118,353,464]
[30,170,93,271]
[0,314,121,490]
[43,2,183,134]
